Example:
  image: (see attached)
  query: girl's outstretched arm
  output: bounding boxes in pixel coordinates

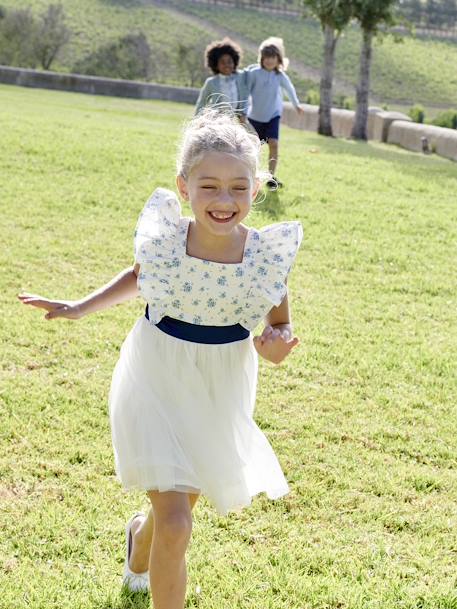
[18,264,140,321]
[253,288,299,365]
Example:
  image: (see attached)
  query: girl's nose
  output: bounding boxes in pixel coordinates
[217,190,234,204]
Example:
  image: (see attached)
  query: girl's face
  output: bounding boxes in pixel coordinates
[262,55,280,71]
[217,53,235,76]
[177,152,258,237]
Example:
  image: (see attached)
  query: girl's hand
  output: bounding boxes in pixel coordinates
[18,293,83,320]
[296,105,305,115]
[253,324,299,365]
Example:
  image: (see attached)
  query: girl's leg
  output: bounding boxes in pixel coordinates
[129,493,199,574]
[267,138,279,175]
[147,490,195,609]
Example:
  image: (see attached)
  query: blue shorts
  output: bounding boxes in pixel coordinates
[248,115,280,141]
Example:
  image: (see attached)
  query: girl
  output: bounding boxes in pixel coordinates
[245,37,304,190]
[19,109,302,609]
[195,37,248,120]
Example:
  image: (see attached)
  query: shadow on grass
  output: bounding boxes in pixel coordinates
[299,133,456,177]
[95,587,150,609]
[256,188,286,220]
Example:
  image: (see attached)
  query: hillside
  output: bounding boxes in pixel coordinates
[1,0,456,108]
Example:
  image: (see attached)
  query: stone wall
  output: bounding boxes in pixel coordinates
[282,102,456,162]
[0,65,199,104]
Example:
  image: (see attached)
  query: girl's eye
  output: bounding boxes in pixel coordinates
[201,186,216,190]
[234,187,248,191]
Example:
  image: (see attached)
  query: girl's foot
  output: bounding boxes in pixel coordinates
[266,176,283,190]
[123,513,150,592]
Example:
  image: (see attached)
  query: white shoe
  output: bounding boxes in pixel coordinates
[122,512,150,592]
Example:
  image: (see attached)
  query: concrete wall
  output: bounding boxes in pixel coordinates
[388,121,457,162]
[282,101,456,162]
[0,65,199,104]
[282,102,407,142]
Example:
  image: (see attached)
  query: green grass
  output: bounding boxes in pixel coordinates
[1,84,457,609]
[175,2,457,107]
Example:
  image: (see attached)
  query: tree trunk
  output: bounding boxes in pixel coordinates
[351,29,373,141]
[318,24,337,136]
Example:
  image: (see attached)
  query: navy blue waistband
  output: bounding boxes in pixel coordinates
[145,305,249,344]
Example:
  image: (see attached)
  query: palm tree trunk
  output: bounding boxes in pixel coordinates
[318,24,338,136]
[351,29,373,140]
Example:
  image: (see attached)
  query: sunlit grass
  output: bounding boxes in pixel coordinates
[1,84,457,609]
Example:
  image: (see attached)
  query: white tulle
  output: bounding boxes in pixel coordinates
[109,318,289,515]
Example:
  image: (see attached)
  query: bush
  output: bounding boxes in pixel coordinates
[305,88,320,106]
[0,3,70,70]
[0,7,38,68]
[334,94,355,110]
[73,33,153,80]
[430,109,457,130]
[176,42,207,87]
[408,104,425,123]
[35,4,70,70]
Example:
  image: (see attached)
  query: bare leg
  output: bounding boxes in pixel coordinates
[267,138,279,176]
[147,490,195,609]
[129,492,199,574]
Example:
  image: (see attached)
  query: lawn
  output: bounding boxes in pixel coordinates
[1,84,457,609]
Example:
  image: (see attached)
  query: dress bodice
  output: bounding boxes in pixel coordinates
[134,188,302,331]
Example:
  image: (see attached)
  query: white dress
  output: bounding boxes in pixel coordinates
[109,188,303,515]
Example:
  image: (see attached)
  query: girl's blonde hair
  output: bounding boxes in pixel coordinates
[177,107,262,180]
[258,37,289,71]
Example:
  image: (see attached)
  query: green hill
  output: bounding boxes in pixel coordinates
[1,0,457,108]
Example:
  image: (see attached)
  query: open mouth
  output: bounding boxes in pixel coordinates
[208,211,237,223]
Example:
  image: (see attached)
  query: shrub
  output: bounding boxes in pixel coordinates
[430,109,457,130]
[0,7,38,68]
[73,33,153,80]
[35,4,71,70]
[176,42,207,87]
[305,88,320,106]
[408,104,425,123]
[0,3,70,70]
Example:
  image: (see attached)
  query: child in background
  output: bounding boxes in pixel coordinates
[19,109,302,609]
[195,37,248,120]
[245,37,304,190]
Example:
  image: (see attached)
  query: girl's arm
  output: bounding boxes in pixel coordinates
[195,78,211,115]
[18,264,140,321]
[253,288,299,365]
[279,72,305,115]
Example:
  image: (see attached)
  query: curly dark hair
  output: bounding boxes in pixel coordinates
[205,37,242,74]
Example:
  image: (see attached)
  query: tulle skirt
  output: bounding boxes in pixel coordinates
[109,317,289,515]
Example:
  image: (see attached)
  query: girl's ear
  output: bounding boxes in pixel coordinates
[251,178,261,201]
[176,175,189,200]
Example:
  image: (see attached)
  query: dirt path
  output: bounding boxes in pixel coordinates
[150,0,360,98]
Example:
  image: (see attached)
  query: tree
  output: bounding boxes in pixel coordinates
[302,0,354,136]
[176,42,207,87]
[351,0,397,141]
[35,4,70,70]
[0,7,38,68]
[73,33,153,80]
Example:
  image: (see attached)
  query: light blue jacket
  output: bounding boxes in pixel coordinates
[195,71,249,115]
[245,65,300,123]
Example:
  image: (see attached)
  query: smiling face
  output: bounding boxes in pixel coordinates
[217,53,235,76]
[176,151,259,238]
[261,54,280,71]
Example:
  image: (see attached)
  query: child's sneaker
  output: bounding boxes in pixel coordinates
[266,177,283,190]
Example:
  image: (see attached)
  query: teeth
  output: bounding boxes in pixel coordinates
[210,211,234,219]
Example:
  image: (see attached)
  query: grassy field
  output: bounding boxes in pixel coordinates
[1,84,457,609]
